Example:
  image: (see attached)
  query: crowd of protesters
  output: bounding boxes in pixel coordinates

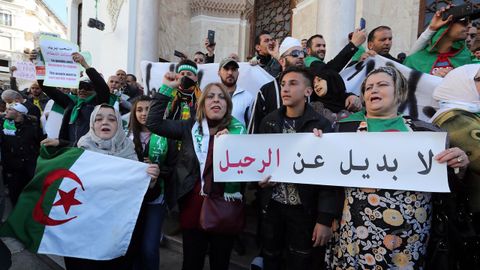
[0,5,479,270]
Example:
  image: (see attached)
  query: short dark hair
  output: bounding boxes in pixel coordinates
[176,59,197,73]
[306,34,324,49]
[280,66,313,88]
[255,30,271,46]
[126,74,137,82]
[194,51,205,57]
[474,46,480,52]
[368,26,391,42]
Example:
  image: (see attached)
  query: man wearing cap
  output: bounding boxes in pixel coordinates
[249,37,305,133]
[405,9,480,76]
[218,57,254,127]
[1,102,42,205]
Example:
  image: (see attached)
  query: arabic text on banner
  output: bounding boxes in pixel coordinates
[213,132,449,193]
[39,35,79,88]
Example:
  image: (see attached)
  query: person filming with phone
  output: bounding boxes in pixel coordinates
[405,4,480,77]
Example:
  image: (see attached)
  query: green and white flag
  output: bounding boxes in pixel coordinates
[0,146,149,260]
[44,102,64,138]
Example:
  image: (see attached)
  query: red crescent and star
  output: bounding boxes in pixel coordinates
[33,169,85,226]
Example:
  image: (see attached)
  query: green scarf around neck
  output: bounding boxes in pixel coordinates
[68,94,96,124]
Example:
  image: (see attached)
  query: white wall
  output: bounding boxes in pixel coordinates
[73,0,132,77]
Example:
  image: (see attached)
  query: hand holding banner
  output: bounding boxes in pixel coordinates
[213,132,449,193]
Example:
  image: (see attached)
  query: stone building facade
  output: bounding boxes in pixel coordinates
[0,0,66,82]
[66,0,475,81]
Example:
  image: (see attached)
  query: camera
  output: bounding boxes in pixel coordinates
[442,3,480,22]
[87,18,105,31]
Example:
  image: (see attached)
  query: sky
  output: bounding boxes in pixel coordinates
[43,0,67,24]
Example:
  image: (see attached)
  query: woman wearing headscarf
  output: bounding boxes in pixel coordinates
[146,82,245,270]
[325,66,469,270]
[42,104,160,270]
[429,64,480,269]
[309,66,362,123]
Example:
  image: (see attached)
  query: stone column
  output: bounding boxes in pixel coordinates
[66,0,79,44]
[134,0,159,80]
[316,0,356,61]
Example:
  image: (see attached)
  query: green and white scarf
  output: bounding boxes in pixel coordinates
[149,134,168,195]
[3,119,16,136]
[192,117,246,201]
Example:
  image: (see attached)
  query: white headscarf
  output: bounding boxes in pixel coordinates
[431,64,480,121]
[77,104,137,160]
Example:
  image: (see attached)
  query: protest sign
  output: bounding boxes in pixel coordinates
[40,35,79,88]
[213,132,449,193]
[13,61,36,81]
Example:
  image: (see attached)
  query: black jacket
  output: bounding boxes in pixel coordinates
[0,115,42,170]
[258,104,344,226]
[146,94,199,208]
[39,68,110,145]
[27,93,50,112]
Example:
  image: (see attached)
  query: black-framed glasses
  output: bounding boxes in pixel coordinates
[282,49,305,58]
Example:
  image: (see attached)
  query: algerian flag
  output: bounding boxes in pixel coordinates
[0,146,149,260]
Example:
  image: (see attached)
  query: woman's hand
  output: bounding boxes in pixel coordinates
[146,164,160,179]
[434,147,469,169]
[41,138,59,147]
[312,223,333,247]
[313,128,323,137]
[258,175,276,188]
[345,95,362,112]
[216,128,229,137]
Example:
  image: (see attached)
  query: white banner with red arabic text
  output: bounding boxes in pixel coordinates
[213,132,449,192]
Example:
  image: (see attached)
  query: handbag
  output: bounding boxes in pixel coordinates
[199,194,245,234]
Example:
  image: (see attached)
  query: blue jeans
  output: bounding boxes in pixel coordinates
[135,203,166,270]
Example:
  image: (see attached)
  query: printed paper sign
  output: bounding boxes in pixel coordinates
[213,132,449,193]
[40,35,79,88]
[13,61,36,81]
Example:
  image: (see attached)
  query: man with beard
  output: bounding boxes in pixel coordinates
[249,37,304,133]
[218,57,254,126]
[304,29,366,70]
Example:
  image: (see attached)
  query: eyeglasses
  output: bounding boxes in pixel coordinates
[282,49,305,58]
